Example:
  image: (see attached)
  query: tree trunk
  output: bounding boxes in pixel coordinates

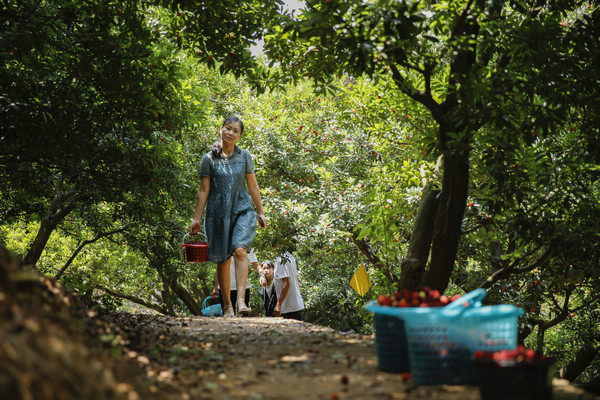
[169,280,202,315]
[422,151,469,292]
[560,344,598,382]
[23,184,80,267]
[399,186,440,290]
[160,288,176,315]
[560,330,600,382]
[156,264,202,315]
[414,3,478,292]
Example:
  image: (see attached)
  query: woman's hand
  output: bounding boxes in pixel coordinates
[257,214,267,229]
[189,219,201,235]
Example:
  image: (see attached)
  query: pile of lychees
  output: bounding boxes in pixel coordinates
[377,287,463,307]
[475,345,549,363]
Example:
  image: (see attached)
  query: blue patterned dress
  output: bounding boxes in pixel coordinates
[199,147,257,264]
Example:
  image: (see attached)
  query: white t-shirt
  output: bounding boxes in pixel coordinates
[274,252,304,314]
[218,250,258,289]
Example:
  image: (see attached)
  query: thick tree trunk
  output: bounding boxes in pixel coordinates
[169,281,202,315]
[23,184,80,267]
[560,330,600,382]
[162,288,176,315]
[399,186,440,290]
[560,344,598,382]
[422,151,469,292]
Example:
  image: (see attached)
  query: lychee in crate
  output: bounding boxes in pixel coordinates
[366,288,523,385]
[181,233,209,263]
[475,347,554,400]
[365,287,457,374]
[400,289,523,385]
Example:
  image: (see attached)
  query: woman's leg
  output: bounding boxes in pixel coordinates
[217,258,234,316]
[232,247,250,315]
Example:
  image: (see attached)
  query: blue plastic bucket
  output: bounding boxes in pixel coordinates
[201,296,223,317]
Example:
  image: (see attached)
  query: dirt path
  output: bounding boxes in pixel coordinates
[111,313,596,400]
[0,254,594,400]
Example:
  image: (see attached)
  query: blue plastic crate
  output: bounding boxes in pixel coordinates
[372,313,411,373]
[365,289,523,385]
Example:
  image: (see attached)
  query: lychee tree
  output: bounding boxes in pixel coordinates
[252,0,600,380]
[0,1,254,314]
[0,0,187,267]
[261,0,600,293]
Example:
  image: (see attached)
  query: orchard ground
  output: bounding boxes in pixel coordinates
[0,255,596,400]
[103,312,595,400]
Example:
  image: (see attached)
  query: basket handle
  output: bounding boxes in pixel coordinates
[202,296,211,310]
[182,232,207,245]
[442,288,488,315]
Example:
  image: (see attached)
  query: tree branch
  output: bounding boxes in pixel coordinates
[350,229,398,283]
[93,283,170,315]
[539,292,571,332]
[479,243,554,288]
[389,64,443,122]
[54,225,131,280]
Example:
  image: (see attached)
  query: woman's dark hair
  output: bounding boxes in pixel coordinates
[211,116,244,158]
[261,260,275,269]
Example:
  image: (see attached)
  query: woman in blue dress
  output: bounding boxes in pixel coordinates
[189,116,267,317]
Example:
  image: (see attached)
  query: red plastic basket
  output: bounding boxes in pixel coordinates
[181,233,209,263]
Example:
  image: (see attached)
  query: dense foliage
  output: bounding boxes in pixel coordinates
[262,0,600,382]
[1,0,599,386]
